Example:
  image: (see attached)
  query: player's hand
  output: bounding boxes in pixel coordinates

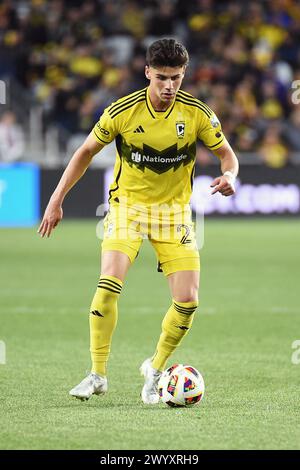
[37,202,63,238]
[210,174,235,196]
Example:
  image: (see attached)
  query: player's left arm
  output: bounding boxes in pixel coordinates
[210,140,239,196]
[197,107,239,197]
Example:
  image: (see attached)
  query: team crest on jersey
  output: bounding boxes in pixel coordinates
[176,122,185,138]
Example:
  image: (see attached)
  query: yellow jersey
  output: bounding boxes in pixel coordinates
[93,87,225,207]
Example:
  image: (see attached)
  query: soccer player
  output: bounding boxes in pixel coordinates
[38,39,238,404]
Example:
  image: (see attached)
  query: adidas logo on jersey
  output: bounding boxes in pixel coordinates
[134,125,145,133]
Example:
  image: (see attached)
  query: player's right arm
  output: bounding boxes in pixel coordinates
[38,132,104,238]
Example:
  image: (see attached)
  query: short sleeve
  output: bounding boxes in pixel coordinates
[92,108,118,145]
[197,110,225,151]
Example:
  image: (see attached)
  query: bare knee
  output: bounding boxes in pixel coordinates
[172,282,199,304]
[168,271,199,304]
[174,288,199,304]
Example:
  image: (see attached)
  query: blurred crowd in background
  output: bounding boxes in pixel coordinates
[0,0,300,167]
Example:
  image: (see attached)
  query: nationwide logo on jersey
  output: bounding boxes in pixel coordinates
[176,122,185,138]
[131,152,141,163]
[116,136,196,174]
[131,149,190,167]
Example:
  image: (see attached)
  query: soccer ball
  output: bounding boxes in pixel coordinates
[158,364,204,407]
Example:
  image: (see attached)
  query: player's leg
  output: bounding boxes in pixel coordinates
[151,269,199,371]
[69,250,132,401]
[140,212,200,404]
[140,268,199,405]
[89,250,131,378]
[70,201,143,400]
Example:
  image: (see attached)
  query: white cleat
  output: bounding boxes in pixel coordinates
[69,372,108,401]
[140,358,162,405]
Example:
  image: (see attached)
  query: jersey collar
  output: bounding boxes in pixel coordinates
[146,87,176,120]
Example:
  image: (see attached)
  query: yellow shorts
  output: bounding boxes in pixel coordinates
[101,204,200,276]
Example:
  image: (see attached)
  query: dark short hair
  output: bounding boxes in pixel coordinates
[146,39,189,68]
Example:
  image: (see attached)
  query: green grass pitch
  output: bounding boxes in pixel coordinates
[0,219,299,450]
